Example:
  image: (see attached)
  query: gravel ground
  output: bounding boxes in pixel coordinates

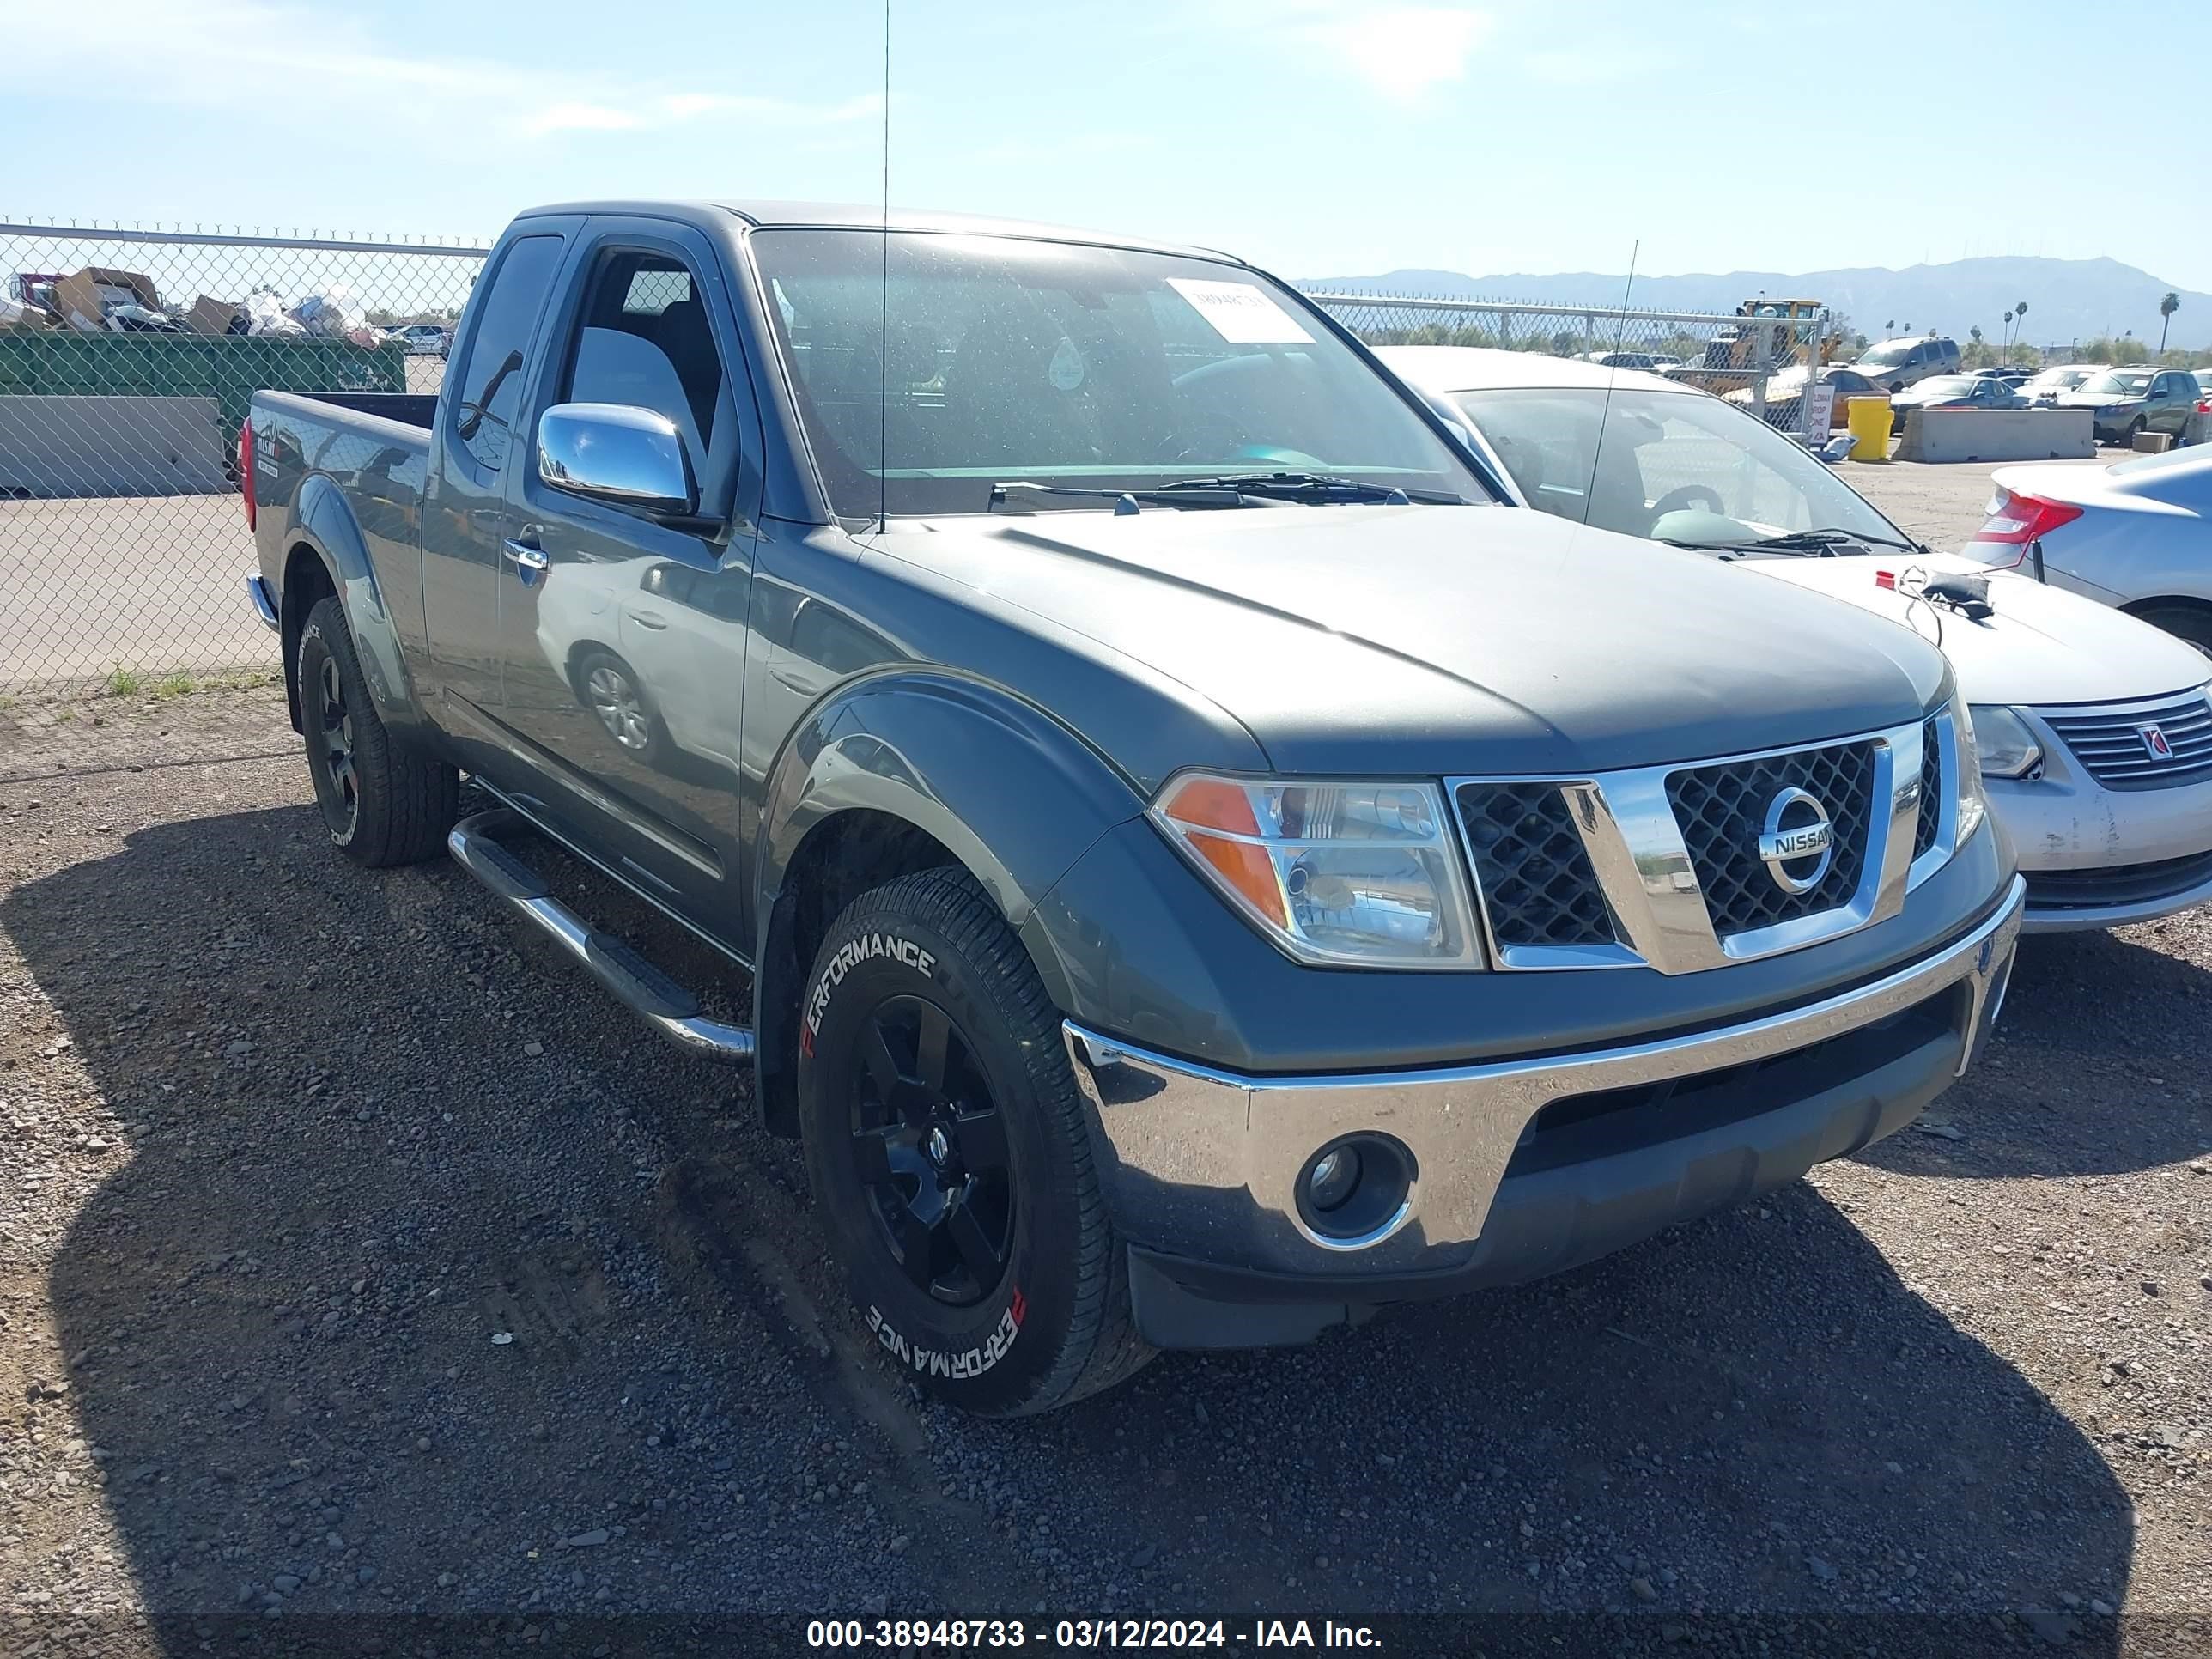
[3,696,2208,1656]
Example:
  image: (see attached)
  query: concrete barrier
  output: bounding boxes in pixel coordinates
[1893,407,2094,464]
[0,395,228,497]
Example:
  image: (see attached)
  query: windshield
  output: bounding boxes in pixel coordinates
[1452,386,1905,550]
[2081,370,2154,395]
[1857,343,1915,368]
[1916,376,1976,396]
[748,229,1486,517]
[2028,367,2092,389]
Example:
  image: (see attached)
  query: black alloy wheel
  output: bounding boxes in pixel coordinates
[846,994,1013,1307]
[307,652,359,838]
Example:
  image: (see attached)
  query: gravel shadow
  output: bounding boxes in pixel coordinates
[1856,926,2212,1181]
[6,799,2142,1644]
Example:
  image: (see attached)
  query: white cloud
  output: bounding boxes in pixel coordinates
[1206,2,1492,102]
[0,0,880,143]
[1292,5,1492,100]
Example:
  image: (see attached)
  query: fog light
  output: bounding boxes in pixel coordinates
[1305,1146,1362,1212]
[1294,1134,1417,1249]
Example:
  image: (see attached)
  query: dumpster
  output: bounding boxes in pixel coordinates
[0,331,405,465]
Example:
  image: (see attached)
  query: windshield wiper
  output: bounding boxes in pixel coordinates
[1658,526,1916,557]
[988,480,1275,513]
[1154,471,1463,505]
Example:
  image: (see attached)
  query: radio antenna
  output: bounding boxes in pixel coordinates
[1580,239,1639,527]
[877,0,891,534]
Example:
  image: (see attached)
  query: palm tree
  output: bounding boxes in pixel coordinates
[2160,291,2179,353]
[2014,299,2027,355]
[2002,309,2014,362]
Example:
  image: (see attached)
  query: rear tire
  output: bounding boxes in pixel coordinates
[298,597,459,867]
[797,867,1152,1416]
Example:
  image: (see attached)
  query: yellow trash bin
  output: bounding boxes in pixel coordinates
[1847,395,1893,462]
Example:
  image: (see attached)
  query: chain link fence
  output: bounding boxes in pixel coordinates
[1308,287,1837,440]
[1,227,1837,738]
[0,222,486,732]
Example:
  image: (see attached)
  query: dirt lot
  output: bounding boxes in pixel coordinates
[1,463,2209,1655]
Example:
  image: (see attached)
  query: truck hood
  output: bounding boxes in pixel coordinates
[875,504,1948,777]
[1739,550,2209,707]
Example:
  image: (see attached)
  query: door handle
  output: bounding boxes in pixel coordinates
[502,538,549,574]
[623,609,670,630]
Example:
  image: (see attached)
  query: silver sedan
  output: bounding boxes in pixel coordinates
[1966,446,2212,655]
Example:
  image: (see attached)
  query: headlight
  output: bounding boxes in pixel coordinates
[1951,701,1988,846]
[1152,773,1482,968]
[1966,705,2043,778]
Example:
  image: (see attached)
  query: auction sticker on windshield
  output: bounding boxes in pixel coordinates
[1165,278,1314,344]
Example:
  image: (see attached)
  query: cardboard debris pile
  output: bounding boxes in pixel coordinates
[7,266,393,345]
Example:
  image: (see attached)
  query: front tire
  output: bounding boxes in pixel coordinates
[298,597,459,866]
[797,868,1152,1416]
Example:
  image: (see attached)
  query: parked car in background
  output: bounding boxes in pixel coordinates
[236,199,2021,1413]
[1887,373,2028,431]
[1724,363,1879,428]
[2057,368,2201,446]
[1972,366,2033,387]
[2022,364,2108,404]
[1382,345,2212,932]
[388,323,449,356]
[1966,447,2212,655]
[1576,349,1669,368]
[1852,335,1961,392]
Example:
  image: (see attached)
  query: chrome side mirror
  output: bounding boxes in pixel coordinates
[537,403,696,516]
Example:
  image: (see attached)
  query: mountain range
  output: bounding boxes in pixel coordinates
[1300,255,2212,351]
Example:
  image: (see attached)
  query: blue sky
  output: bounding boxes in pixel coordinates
[3,0,2208,289]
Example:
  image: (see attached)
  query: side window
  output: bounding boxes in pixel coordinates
[558,249,728,479]
[452,234,564,472]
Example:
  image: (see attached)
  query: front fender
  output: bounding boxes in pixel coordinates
[291,473,428,736]
[753,672,1146,950]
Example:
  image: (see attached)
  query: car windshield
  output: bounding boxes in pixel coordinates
[748,229,1486,517]
[2027,367,2088,388]
[2081,370,2154,394]
[1450,386,1905,550]
[1857,343,1915,368]
[1917,376,1977,396]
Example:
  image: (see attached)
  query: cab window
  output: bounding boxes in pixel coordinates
[452,234,565,471]
[557,249,730,481]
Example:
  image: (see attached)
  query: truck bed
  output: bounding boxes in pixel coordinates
[263,390,439,430]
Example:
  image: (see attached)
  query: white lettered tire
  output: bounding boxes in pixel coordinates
[796,868,1152,1415]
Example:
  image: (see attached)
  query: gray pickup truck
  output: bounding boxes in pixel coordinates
[243,199,2025,1415]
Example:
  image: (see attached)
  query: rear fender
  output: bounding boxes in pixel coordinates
[288,473,428,737]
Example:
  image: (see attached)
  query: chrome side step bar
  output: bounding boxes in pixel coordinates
[447,807,757,1065]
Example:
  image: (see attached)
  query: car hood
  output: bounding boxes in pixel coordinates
[875,504,1948,777]
[2056,390,2139,407]
[1738,550,2209,706]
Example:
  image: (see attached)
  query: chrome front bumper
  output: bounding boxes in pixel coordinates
[1065,876,2024,1284]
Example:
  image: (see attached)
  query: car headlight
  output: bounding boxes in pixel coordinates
[1951,701,1988,846]
[1966,705,2042,778]
[1152,773,1482,968]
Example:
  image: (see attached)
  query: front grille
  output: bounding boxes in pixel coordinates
[1914,715,1942,860]
[2024,848,2212,911]
[2044,692,2212,789]
[1666,742,1876,937]
[1455,782,1614,948]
